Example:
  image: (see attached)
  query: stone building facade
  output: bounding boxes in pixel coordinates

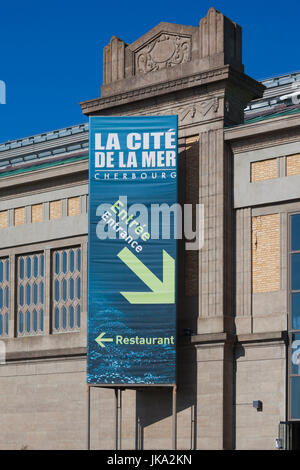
[0,7,299,449]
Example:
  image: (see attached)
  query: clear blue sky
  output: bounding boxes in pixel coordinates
[0,0,299,143]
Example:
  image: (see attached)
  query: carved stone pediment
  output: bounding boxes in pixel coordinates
[135,33,191,74]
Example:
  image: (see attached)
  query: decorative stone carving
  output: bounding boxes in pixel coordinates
[134,99,219,124]
[136,34,191,74]
[199,97,219,116]
[175,98,219,122]
[176,105,196,122]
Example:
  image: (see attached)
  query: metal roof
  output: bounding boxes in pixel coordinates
[244,71,300,121]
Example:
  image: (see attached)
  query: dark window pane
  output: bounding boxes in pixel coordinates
[40,309,44,332]
[26,311,31,333]
[33,309,38,332]
[40,255,44,277]
[69,306,74,329]
[62,306,67,329]
[292,215,300,251]
[291,376,300,419]
[26,257,31,278]
[5,286,9,308]
[55,307,60,330]
[5,259,9,281]
[70,250,74,273]
[292,293,300,330]
[292,253,300,290]
[20,258,24,279]
[77,249,81,272]
[19,312,24,334]
[77,305,81,328]
[62,251,67,274]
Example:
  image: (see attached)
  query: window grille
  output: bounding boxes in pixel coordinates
[0,258,9,337]
[16,253,44,336]
[51,247,81,333]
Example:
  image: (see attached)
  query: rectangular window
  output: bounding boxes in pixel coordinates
[0,258,9,337]
[67,197,80,217]
[32,204,43,223]
[16,253,44,336]
[14,207,25,226]
[290,214,300,419]
[51,247,81,333]
[50,200,62,220]
[0,211,8,229]
[252,214,280,293]
[287,154,300,177]
[251,158,278,182]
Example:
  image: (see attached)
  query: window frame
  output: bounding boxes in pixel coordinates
[0,235,87,339]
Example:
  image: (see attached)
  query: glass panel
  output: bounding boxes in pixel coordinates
[33,256,38,278]
[33,309,37,332]
[77,277,81,300]
[20,258,24,279]
[26,311,31,333]
[77,305,81,328]
[40,309,44,332]
[19,311,24,334]
[26,283,31,305]
[40,282,44,304]
[62,279,67,301]
[292,293,300,330]
[26,257,31,278]
[0,261,3,283]
[62,251,67,274]
[62,306,67,330]
[55,280,60,302]
[69,306,74,329]
[40,254,44,277]
[33,283,38,305]
[69,278,74,300]
[77,249,81,272]
[0,288,3,309]
[0,315,3,336]
[55,307,60,330]
[292,215,300,251]
[19,285,24,306]
[5,286,9,308]
[52,246,82,333]
[292,253,300,290]
[55,252,60,274]
[291,376,300,419]
[17,253,45,336]
[70,250,74,272]
[5,259,9,281]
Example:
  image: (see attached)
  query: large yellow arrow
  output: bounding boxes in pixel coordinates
[117,247,175,304]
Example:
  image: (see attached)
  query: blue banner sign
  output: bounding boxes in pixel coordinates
[87,116,178,385]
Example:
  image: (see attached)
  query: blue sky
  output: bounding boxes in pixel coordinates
[0,0,299,143]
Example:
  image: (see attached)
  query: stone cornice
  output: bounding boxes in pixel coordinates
[80,65,264,115]
[225,111,300,143]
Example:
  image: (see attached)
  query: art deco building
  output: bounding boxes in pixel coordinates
[0,7,300,450]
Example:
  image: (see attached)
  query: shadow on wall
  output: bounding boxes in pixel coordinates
[135,139,200,450]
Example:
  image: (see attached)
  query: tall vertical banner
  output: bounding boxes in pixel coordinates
[87,116,177,385]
